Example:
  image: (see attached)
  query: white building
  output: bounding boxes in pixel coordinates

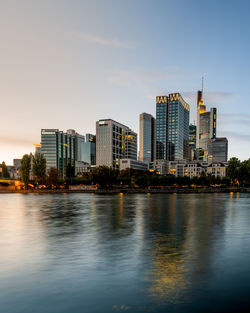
[96,119,137,169]
[119,159,148,171]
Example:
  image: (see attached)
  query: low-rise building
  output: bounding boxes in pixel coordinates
[149,160,168,175]
[207,162,227,177]
[75,161,92,176]
[119,159,148,171]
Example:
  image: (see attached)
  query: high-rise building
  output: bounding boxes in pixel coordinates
[139,113,156,162]
[188,124,197,160]
[189,124,196,149]
[41,129,76,177]
[156,93,190,161]
[96,119,137,169]
[208,137,228,162]
[81,134,96,165]
[67,129,85,162]
[196,90,216,160]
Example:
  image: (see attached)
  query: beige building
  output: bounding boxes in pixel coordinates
[96,119,137,169]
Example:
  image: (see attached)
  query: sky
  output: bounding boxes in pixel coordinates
[1,0,250,164]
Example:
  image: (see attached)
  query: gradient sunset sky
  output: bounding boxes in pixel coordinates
[1,0,250,164]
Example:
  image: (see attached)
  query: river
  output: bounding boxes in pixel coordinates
[0,193,250,313]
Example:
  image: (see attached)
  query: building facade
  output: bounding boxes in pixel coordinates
[166,159,227,178]
[67,129,85,162]
[156,93,190,161]
[119,159,148,171]
[208,137,228,162]
[41,129,76,177]
[196,90,217,160]
[81,134,96,165]
[139,113,156,162]
[96,119,137,169]
[188,124,197,160]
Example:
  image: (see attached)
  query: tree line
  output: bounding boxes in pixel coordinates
[2,155,250,189]
[68,166,231,188]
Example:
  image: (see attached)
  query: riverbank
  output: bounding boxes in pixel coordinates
[0,187,249,194]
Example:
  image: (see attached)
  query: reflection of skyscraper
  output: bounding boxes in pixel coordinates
[156,93,190,161]
[139,113,156,162]
[196,90,216,160]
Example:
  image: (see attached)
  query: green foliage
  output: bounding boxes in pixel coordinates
[91,166,119,188]
[47,167,61,188]
[20,154,32,189]
[0,161,10,178]
[32,153,46,183]
[227,157,250,186]
[227,157,241,185]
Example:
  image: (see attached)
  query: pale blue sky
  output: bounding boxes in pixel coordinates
[1,0,250,164]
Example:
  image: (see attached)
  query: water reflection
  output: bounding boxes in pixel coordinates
[0,193,250,313]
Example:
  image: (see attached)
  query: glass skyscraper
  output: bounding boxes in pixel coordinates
[41,129,76,177]
[81,134,96,165]
[156,93,190,161]
[139,113,156,162]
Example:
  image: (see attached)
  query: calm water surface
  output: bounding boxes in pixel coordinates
[0,193,250,313]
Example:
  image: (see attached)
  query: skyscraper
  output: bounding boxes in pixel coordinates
[208,137,228,162]
[81,134,96,165]
[41,129,76,177]
[67,129,85,162]
[139,113,156,162]
[96,119,137,169]
[189,124,197,160]
[156,93,190,161]
[196,90,217,160]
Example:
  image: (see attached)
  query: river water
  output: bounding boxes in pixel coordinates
[0,193,250,313]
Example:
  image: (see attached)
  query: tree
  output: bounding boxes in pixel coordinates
[20,154,32,189]
[32,153,46,184]
[91,166,118,188]
[227,157,241,186]
[239,159,250,186]
[47,167,61,188]
[0,161,10,178]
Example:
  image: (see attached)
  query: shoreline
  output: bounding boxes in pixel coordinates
[0,187,249,194]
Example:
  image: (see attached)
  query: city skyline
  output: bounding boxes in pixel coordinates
[1,0,250,164]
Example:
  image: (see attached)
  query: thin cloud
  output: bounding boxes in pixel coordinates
[0,136,35,147]
[219,113,250,127]
[218,131,250,142]
[70,31,135,48]
[108,67,195,87]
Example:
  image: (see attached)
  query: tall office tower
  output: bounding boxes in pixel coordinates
[156,93,190,161]
[196,90,217,160]
[67,129,85,162]
[139,113,156,162]
[81,134,96,165]
[41,129,76,177]
[208,137,228,162]
[96,119,137,169]
[188,124,197,160]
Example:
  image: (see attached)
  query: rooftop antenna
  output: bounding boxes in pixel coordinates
[201,76,204,93]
